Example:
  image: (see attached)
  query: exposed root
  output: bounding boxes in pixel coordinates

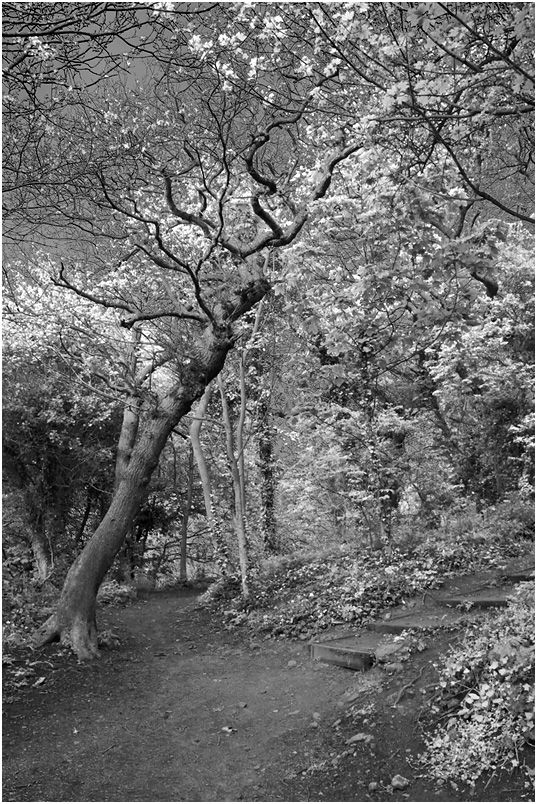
[390,666,426,707]
[33,614,61,647]
[33,613,101,660]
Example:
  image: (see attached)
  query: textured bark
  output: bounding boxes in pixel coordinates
[114,399,141,492]
[113,396,142,581]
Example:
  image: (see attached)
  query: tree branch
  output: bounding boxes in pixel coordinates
[120,309,205,329]
[53,263,134,314]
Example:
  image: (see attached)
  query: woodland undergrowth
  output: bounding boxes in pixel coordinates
[201,519,532,641]
[418,582,535,787]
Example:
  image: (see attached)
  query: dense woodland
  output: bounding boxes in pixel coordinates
[2,1,535,788]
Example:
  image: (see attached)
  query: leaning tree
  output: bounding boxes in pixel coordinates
[3,2,364,657]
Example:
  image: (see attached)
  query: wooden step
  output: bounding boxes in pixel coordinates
[497,554,534,583]
[310,632,408,671]
[437,591,510,609]
[368,608,467,635]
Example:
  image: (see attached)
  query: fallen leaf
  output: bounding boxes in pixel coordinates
[346,732,373,745]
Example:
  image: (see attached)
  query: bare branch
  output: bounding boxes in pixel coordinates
[53,263,134,314]
[120,309,205,329]
[162,169,216,238]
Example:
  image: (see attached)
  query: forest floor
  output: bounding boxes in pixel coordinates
[2,580,534,803]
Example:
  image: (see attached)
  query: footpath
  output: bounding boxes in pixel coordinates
[2,553,534,803]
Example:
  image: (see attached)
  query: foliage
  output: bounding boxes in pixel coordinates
[96,581,138,607]
[201,522,530,639]
[2,579,58,651]
[419,582,535,786]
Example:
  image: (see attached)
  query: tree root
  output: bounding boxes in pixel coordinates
[33,614,101,660]
[390,666,426,707]
[34,614,61,647]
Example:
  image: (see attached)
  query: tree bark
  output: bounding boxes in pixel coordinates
[179,445,194,582]
[30,513,51,582]
[190,383,233,575]
[75,492,93,546]
[218,375,249,599]
[114,399,141,492]
[113,395,142,581]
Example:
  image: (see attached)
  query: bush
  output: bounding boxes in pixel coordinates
[419,582,535,786]
[96,580,137,606]
[2,580,59,649]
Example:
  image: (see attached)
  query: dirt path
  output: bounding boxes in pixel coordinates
[2,588,532,802]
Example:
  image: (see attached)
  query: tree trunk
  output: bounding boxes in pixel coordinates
[35,417,170,657]
[30,513,51,582]
[237,355,248,512]
[218,375,249,599]
[112,394,142,582]
[35,330,236,659]
[179,445,194,583]
[114,399,141,491]
[75,492,93,545]
[190,383,233,575]
[257,401,278,554]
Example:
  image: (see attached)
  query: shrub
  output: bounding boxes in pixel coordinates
[96,580,137,606]
[419,582,535,786]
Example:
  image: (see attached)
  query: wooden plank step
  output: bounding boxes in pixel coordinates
[498,555,534,583]
[310,632,408,671]
[368,609,467,635]
[437,591,510,609]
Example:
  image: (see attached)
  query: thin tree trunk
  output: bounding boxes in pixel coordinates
[179,445,194,582]
[30,512,51,582]
[237,355,248,511]
[190,384,233,575]
[75,493,93,546]
[218,375,249,599]
[257,400,278,554]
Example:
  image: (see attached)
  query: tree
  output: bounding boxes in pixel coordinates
[275,127,534,545]
[3,3,364,657]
